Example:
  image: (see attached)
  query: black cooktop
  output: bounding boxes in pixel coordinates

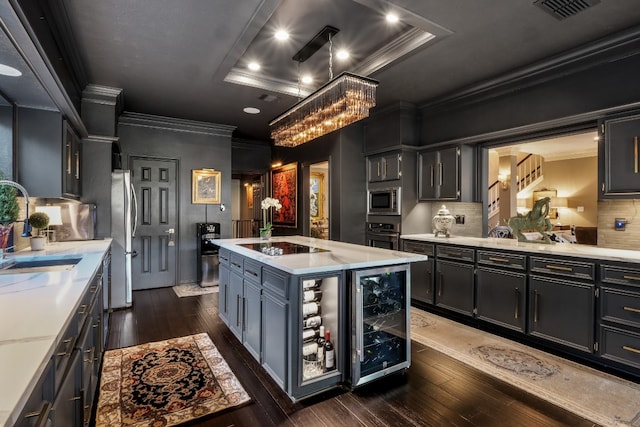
[240,241,329,256]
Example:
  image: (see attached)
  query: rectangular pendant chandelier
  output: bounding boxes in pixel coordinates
[269,72,379,147]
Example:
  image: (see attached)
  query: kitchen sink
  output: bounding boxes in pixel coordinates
[0,256,82,275]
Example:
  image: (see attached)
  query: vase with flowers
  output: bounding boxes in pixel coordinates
[260,197,282,240]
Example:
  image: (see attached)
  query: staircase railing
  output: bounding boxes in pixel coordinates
[516,154,543,192]
[232,219,260,238]
[487,180,500,219]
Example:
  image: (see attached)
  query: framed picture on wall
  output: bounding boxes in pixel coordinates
[310,172,324,219]
[192,169,221,204]
[271,162,297,228]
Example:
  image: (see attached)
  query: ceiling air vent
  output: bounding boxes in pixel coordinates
[533,0,600,20]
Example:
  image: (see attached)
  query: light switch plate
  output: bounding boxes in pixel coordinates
[615,218,626,231]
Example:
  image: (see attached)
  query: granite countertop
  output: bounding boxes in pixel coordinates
[216,236,428,275]
[0,239,112,427]
[401,234,640,263]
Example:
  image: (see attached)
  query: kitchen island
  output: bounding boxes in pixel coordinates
[401,233,640,379]
[215,236,428,401]
[0,239,111,427]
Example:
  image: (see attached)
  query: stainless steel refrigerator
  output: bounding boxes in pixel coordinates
[110,170,138,309]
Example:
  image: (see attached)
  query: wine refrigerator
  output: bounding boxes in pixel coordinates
[351,264,410,386]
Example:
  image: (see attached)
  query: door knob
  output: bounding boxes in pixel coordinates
[165,228,175,246]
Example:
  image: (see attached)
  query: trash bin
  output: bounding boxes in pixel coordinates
[197,223,220,287]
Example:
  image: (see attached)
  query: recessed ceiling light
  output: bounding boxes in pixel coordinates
[248,62,260,71]
[0,63,22,77]
[243,107,261,114]
[301,75,313,85]
[336,49,350,60]
[275,30,289,41]
[386,13,399,23]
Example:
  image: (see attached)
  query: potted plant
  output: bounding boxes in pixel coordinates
[28,211,49,251]
[0,172,20,251]
[260,197,282,239]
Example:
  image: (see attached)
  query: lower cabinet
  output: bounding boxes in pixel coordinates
[228,270,244,341]
[528,275,595,353]
[51,350,82,427]
[402,240,434,305]
[436,259,474,316]
[218,262,230,325]
[243,280,262,361]
[476,267,527,332]
[262,289,288,389]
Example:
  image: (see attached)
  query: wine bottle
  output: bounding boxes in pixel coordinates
[302,342,318,361]
[303,315,322,328]
[316,325,325,367]
[323,329,335,371]
[303,302,322,316]
[303,289,323,302]
[303,279,322,289]
[302,327,320,342]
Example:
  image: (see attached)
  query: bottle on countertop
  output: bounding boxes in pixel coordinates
[323,329,335,371]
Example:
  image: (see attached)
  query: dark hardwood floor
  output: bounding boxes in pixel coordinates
[102,287,599,426]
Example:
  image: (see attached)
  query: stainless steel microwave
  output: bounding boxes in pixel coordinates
[367,187,401,215]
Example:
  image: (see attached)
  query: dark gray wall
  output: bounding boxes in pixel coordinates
[81,137,112,239]
[273,124,367,244]
[0,105,12,177]
[118,112,235,285]
[420,51,640,146]
[232,140,271,175]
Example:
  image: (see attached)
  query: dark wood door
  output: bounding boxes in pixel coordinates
[131,157,178,290]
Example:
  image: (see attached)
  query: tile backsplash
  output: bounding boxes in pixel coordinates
[597,199,640,251]
[432,202,483,237]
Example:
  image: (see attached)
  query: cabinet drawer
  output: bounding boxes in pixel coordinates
[477,250,526,270]
[52,325,77,392]
[402,240,434,256]
[436,245,474,263]
[601,286,640,329]
[530,256,595,281]
[601,265,640,289]
[599,325,640,370]
[229,253,244,274]
[262,267,289,300]
[244,259,262,284]
[219,248,230,265]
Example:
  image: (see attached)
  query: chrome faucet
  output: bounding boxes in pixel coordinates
[0,180,32,237]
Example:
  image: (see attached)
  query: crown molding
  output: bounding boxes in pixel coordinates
[119,111,236,137]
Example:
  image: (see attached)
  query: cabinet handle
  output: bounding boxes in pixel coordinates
[78,304,88,315]
[545,264,573,272]
[231,262,242,269]
[623,306,640,314]
[377,162,380,177]
[236,295,241,327]
[438,272,443,297]
[25,401,51,427]
[246,269,258,278]
[489,257,510,263]
[438,162,443,186]
[623,275,640,282]
[75,151,80,179]
[384,160,387,177]
[430,165,434,188]
[514,288,520,320]
[533,290,539,323]
[224,284,228,313]
[634,136,638,174]
[243,297,247,332]
[623,345,640,354]
[66,143,72,175]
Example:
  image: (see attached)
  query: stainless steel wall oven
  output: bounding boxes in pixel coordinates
[366,221,400,251]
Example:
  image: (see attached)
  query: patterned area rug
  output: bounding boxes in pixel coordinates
[173,283,219,298]
[410,308,640,427]
[95,333,250,426]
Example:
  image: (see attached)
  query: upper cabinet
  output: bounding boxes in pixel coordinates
[601,113,640,198]
[368,152,401,183]
[418,145,476,201]
[17,108,81,199]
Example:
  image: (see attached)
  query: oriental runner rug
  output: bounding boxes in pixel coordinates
[95,333,250,426]
[410,308,640,427]
[172,283,219,298]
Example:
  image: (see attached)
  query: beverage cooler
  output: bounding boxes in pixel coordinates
[351,264,410,386]
[292,272,346,399]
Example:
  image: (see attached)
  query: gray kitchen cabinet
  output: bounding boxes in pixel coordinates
[599,263,640,370]
[368,152,401,182]
[402,240,434,305]
[50,349,82,427]
[418,145,475,201]
[435,245,475,316]
[261,266,290,390]
[16,108,82,199]
[528,255,596,353]
[14,360,54,427]
[476,251,527,332]
[243,259,263,361]
[601,113,640,197]
[228,268,244,341]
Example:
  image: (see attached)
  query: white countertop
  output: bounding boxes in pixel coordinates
[401,234,640,263]
[0,239,112,427]
[216,236,428,275]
